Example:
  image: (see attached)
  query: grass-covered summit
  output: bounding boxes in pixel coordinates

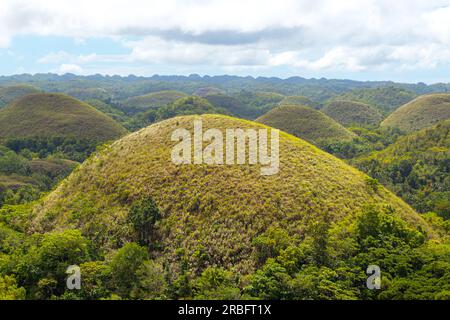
[0,93,128,142]
[381,93,450,133]
[322,100,383,127]
[256,105,355,145]
[31,115,432,274]
[0,84,41,108]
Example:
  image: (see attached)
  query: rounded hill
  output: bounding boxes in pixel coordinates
[322,100,383,127]
[31,114,432,274]
[256,105,355,144]
[0,93,128,141]
[0,84,41,108]
[381,94,450,132]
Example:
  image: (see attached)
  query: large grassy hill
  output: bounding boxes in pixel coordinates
[381,93,450,133]
[322,100,383,127]
[0,84,41,108]
[256,105,355,145]
[31,115,433,273]
[0,93,128,142]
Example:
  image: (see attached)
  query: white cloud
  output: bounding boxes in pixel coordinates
[57,63,83,74]
[1,0,450,73]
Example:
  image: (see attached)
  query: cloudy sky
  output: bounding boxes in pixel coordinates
[0,0,449,82]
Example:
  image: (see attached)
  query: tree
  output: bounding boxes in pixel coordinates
[128,198,161,247]
[132,260,167,299]
[109,243,148,297]
[0,275,26,300]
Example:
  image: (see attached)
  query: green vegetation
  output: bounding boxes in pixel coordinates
[322,100,383,127]
[123,90,188,113]
[193,87,225,97]
[126,96,228,131]
[279,96,320,109]
[334,87,417,114]
[84,99,129,124]
[0,73,448,300]
[10,114,442,300]
[0,144,78,206]
[257,105,355,146]
[320,126,404,159]
[0,84,41,108]
[65,87,111,102]
[381,94,450,133]
[232,91,285,117]
[353,119,450,219]
[0,93,128,142]
[204,94,263,119]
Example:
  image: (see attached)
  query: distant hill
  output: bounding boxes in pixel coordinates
[126,96,228,131]
[232,91,285,118]
[65,87,111,101]
[0,84,41,108]
[154,96,228,120]
[204,93,263,119]
[32,114,432,279]
[123,90,188,112]
[335,86,417,114]
[256,105,355,145]
[279,96,320,109]
[193,86,225,97]
[354,119,450,218]
[381,93,450,133]
[0,93,128,141]
[322,100,383,127]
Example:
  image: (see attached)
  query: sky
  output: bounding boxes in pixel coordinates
[0,0,449,83]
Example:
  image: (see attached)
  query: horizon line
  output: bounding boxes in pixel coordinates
[0,72,447,86]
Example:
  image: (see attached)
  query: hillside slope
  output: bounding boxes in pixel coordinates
[31,115,433,275]
[256,105,355,145]
[354,119,450,217]
[0,84,41,108]
[0,93,128,141]
[322,100,383,127]
[381,94,450,132]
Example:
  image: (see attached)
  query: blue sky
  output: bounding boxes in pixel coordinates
[0,0,449,83]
